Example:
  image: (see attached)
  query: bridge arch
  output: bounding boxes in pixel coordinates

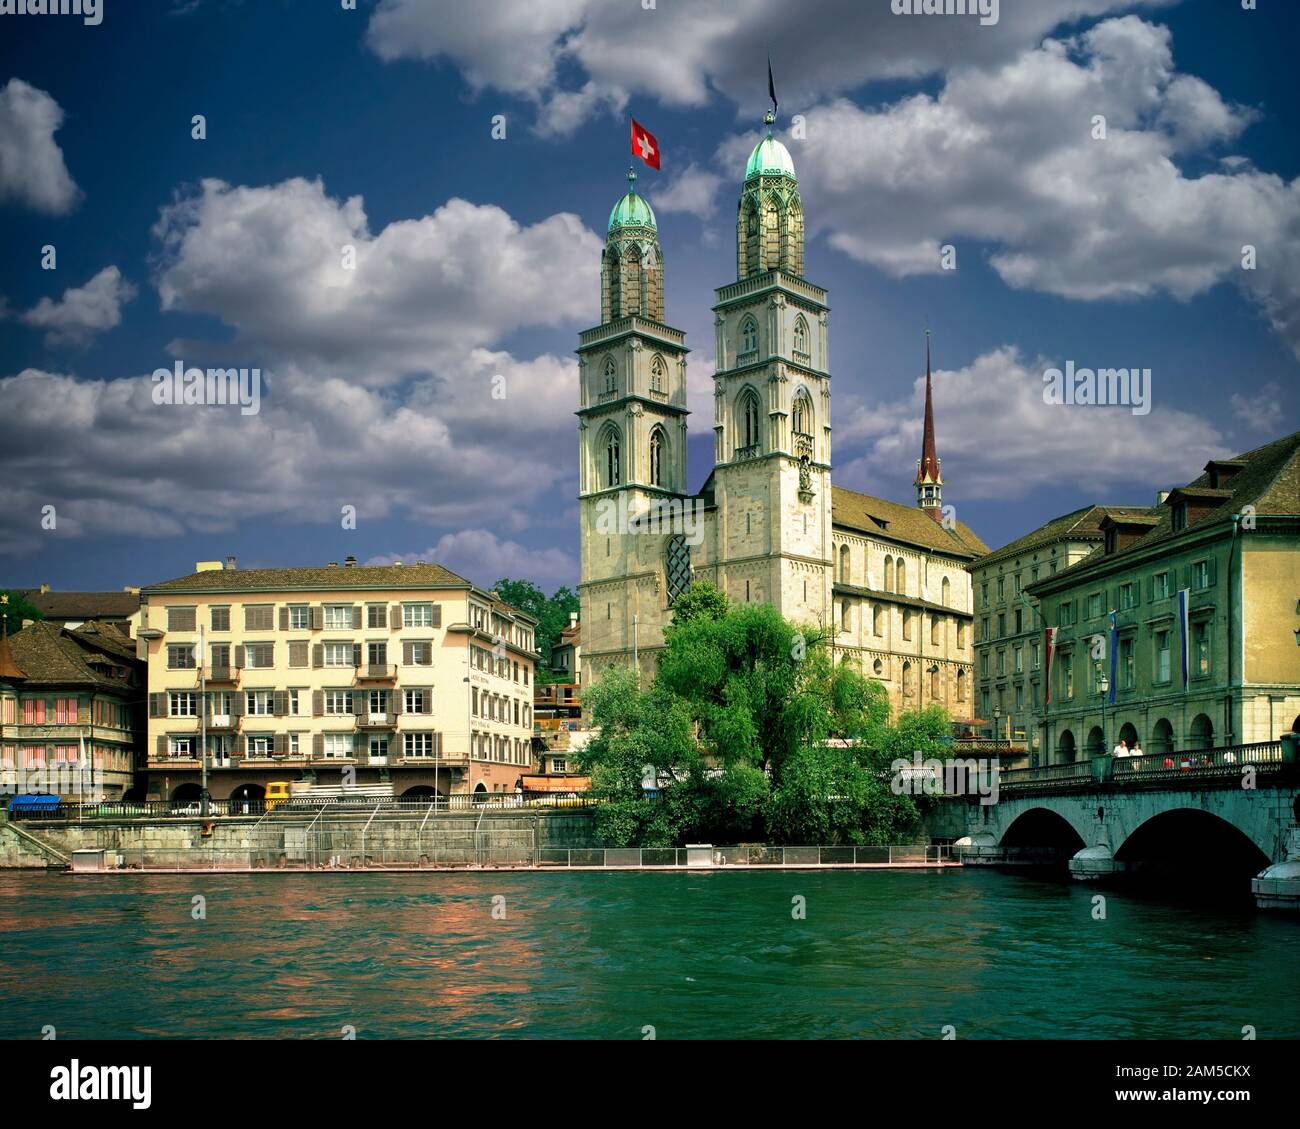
[1113,806,1271,888]
[999,805,1089,852]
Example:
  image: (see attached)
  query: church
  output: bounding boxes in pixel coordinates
[576,110,988,722]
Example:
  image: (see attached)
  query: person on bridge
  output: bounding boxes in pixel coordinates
[1112,739,1129,758]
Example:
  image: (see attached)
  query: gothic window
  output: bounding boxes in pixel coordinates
[883,556,894,591]
[903,661,914,698]
[792,389,812,436]
[793,315,809,357]
[931,615,941,645]
[956,669,966,701]
[650,355,665,393]
[602,356,616,393]
[740,316,758,355]
[941,576,951,607]
[601,425,622,488]
[896,559,906,594]
[873,605,885,636]
[665,534,691,603]
[737,389,762,450]
[841,602,851,633]
[649,428,666,487]
[838,544,850,583]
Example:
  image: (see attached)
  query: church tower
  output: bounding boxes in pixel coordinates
[915,332,944,522]
[703,109,833,624]
[577,169,690,680]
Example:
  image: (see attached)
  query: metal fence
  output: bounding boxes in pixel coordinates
[82,842,954,872]
[997,740,1288,793]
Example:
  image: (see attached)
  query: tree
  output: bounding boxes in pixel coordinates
[0,590,43,635]
[490,578,579,676]
[668,579,729,625]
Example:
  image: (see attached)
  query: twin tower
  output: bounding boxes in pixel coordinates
[576,112,853,680]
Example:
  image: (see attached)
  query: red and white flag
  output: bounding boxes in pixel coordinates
[630,119,660,169]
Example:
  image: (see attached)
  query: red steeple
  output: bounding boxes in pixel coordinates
[915,331,943,521]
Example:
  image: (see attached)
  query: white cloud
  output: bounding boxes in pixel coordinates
[20,266,136,347]
[1230,382,1283,434]
[654,164,726,221]
[0,78,81,214]
[364,0,1178,135]
[366,529,577,590]
[834,345,1230,502]
[153,177,601,378]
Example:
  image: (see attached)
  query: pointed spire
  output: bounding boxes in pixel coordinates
[627,165,637,194]
[916,330,944,521]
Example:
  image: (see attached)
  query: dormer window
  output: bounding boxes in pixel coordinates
[1172,502,1187,533]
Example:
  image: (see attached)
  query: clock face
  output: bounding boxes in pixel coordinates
[665,534,692,603]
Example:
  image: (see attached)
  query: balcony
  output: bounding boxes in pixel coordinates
[354,663,397,683]
[394,749,469,766]
[356,712,395,730]
[201,665,240,686]
[206,714,239,733]
[733,443,760,462]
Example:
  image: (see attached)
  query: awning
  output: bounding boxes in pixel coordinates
[521,775,591,793]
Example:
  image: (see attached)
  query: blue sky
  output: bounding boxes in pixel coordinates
[1,0,1296,594]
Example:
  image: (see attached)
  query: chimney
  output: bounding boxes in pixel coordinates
[226,556,237,570]
[344,555,357,568]
[392,561,403,567]
[327,561,338,568]
[569,612,578,628]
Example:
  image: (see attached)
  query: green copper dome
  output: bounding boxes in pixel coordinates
[608,191,656,231]
[745,133,796,180]
[608,169,656,232]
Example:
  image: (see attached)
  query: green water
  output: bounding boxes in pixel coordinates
[1,869,1295,1039]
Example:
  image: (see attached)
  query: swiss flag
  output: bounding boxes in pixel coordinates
[630,119,660,170]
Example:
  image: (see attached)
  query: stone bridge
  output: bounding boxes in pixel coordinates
[954,740,1300,910]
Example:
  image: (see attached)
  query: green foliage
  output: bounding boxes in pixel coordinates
[668,579,729,625]
[490,578,579,675]
[580,593,942,847]
[0,590,43,635]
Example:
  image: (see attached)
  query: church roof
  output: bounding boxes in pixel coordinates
[745,134,796,179]
[832,486,988,558]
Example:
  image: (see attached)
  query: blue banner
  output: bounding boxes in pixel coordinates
[1108,610,1118,704]
[1178,589,1190,688]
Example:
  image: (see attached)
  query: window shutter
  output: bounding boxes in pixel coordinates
[352,605,362,629]
[402,641,413,666]
[272,691,288,717]
[312,691,324,718]
[156,733,167,756]
[234,645,245,669]
[273,732,288,755]
[431,604,442,628]
[392,692,403,716]
[354,732,368,757]
[1147,576,1154,601]
[311,606,324,630]
[149,692,164,717]
[352,643,362,667]
[312,644,323,669]
[423,688,434,714]
[391,604,402,628]
[352,691,363,714]
[435,732,443,756]
[1206,559,1217,586]
[312,732,324,758]
[231,693,244,716]
[279,607,289,631]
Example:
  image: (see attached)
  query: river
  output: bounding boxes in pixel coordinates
[1,869,1295,1039]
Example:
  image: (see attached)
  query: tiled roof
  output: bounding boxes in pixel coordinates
[831,486,989,558]
[2,621,140,689]
[143,562,472,593]
[16,589,141,619]
[977,504,1153,570]
[1033,430,1300,587]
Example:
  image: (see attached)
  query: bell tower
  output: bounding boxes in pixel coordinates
[915,331,944,522]
[706,110,832,625]
[577,169,690,680]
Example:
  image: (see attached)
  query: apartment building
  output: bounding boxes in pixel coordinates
[138,557,538,804]
[971,504,1152,757]
[1026,432,1300,763]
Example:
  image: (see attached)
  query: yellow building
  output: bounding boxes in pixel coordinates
[138,557,538,804]
[1026,432,1300,762]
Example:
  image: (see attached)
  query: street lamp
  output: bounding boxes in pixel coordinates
[992,704,1002,763]
[1099,673,1110,756]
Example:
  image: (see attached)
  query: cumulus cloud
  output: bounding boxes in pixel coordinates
[366,530,577,591]
[152,177,600,378]
[0,78,81,214]
[365,0,1177,135]
[20,266,137,347]
[1230,382,1284,434]
[654,164,726,221]
[834,345,1230,502]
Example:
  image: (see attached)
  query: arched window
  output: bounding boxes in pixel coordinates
[838,544,850,583]
[883,556,894,591]
[602,356,616,393]
[650,355,665,393]
[873,605,884,636]
[941,576,951,607]
[896,559,906,594]
[930,668,940,699]
[956,669,966,701]
[792,389,812,436]
[793,315,808,357]
[738,389,761,450]
[873,658,884,677]
[841,602,851,633]
[601,425,622,488]
[931,615,941,645]
[649,428,665,488]
[902,661,914,697]
[740,316,758,355]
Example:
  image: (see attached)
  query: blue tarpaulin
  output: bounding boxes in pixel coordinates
[7,794,61,813]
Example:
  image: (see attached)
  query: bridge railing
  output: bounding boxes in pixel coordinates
[996,741,1286,793]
